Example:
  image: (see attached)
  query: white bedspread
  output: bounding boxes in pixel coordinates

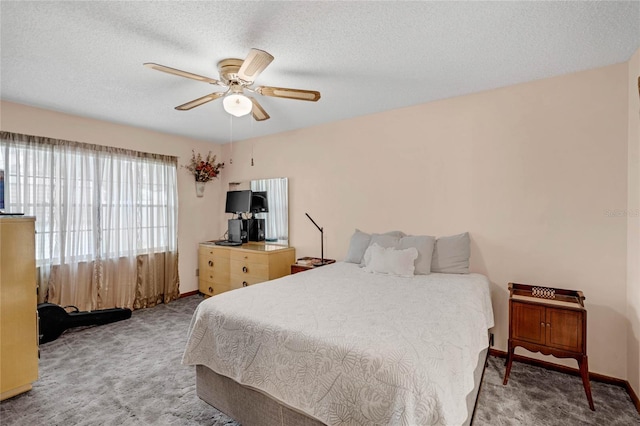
[182,262,494,426]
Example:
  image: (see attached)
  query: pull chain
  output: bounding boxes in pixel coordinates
[229,114,233,165]
[250,115,254,166]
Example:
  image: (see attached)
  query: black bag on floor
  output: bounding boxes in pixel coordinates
[37,303,132,344]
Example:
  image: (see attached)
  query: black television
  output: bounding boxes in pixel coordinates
[225,190,252,216]
[250,191,268,214]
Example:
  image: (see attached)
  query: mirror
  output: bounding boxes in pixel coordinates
[228,177,289,246]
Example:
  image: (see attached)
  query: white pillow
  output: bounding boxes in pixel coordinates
[362,244,418,277]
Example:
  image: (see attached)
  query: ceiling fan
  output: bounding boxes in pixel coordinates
[144,48,321,121]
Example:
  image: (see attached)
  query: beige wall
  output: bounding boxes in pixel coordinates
[0,59,633,383]
[627,47,640,396]
[220,63,630,380]
[0,101,225,296]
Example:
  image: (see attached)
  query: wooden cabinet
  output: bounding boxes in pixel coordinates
[511,303,584,353]
[0,216,39,401]
[503,282,593,410]
[198,243,295,297]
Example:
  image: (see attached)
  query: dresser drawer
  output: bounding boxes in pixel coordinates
[229,274,267,289]
[229,259,269,279]
[230,250,269,265]
[199,254,230,279]
[199,245,230,259]
[199,270,230,288]
[199,280,232,297]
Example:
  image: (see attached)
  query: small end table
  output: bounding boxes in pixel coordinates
[291,257,336,274]
[503,282,594,411]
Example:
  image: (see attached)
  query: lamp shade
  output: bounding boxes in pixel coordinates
[223,94,253,117]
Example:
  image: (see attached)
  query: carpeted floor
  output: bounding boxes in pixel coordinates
[1,295,638,425]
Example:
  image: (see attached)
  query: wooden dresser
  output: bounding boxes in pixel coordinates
[503,282,594,410]
[198,242,295,297]
[0,216,39,400]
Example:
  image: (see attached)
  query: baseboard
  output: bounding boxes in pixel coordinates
[490,348,640,414]
[626,381,640,415]
[179,290,199,298]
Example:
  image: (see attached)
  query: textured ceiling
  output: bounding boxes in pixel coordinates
[1,1,638,144]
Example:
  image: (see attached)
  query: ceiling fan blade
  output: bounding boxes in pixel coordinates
[237,49,274,83]
[249,97,270,121]
[175,92,225,111]
[144,63,221,85]
[255,86,321,102]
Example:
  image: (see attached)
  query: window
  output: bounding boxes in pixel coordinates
[1,137,177,264]
[0,132,179,310]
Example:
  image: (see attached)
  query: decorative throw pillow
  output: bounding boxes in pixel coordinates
[431,232,470,274]
[362,244,418,277]
[344,229,372,264]
[397,235,436,275]
[361,233,402,266]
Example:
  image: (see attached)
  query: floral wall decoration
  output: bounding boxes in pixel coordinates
[183,150,224,197]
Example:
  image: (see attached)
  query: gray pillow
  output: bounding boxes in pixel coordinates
[397,235,436,275]
[344,229,372,264]
[431,232,470,274]
[383,230,405,239]
[361,233,402,266]
[345,230,405,264]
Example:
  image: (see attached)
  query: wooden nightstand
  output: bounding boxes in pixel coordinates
[503,282,594,411]
[290,257,336,274]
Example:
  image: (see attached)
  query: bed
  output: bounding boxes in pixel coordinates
[183,261,494,425]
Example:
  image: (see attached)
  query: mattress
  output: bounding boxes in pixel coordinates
[183,262,494,425]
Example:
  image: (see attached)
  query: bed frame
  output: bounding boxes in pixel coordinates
[195,345,490,426]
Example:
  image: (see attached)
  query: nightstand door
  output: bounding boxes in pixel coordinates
[546,307,583,352]
[512,302,546,345]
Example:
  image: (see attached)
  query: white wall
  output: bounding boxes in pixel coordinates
[0,101,224,295]
[219,62,630,380]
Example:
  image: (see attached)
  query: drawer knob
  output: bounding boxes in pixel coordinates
[208,260,214,267]
[242,266,248,273]
[242,281,248,287]
[208,286,213,293]
[541,322,545,327]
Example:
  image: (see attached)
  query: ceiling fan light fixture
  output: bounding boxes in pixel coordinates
[145,48,321,121]
[223,94,252,117]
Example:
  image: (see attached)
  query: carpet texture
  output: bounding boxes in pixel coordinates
[1,295,638,425]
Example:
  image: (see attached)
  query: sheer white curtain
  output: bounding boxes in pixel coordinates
[251,178,288,243]
[0,132,179,311]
